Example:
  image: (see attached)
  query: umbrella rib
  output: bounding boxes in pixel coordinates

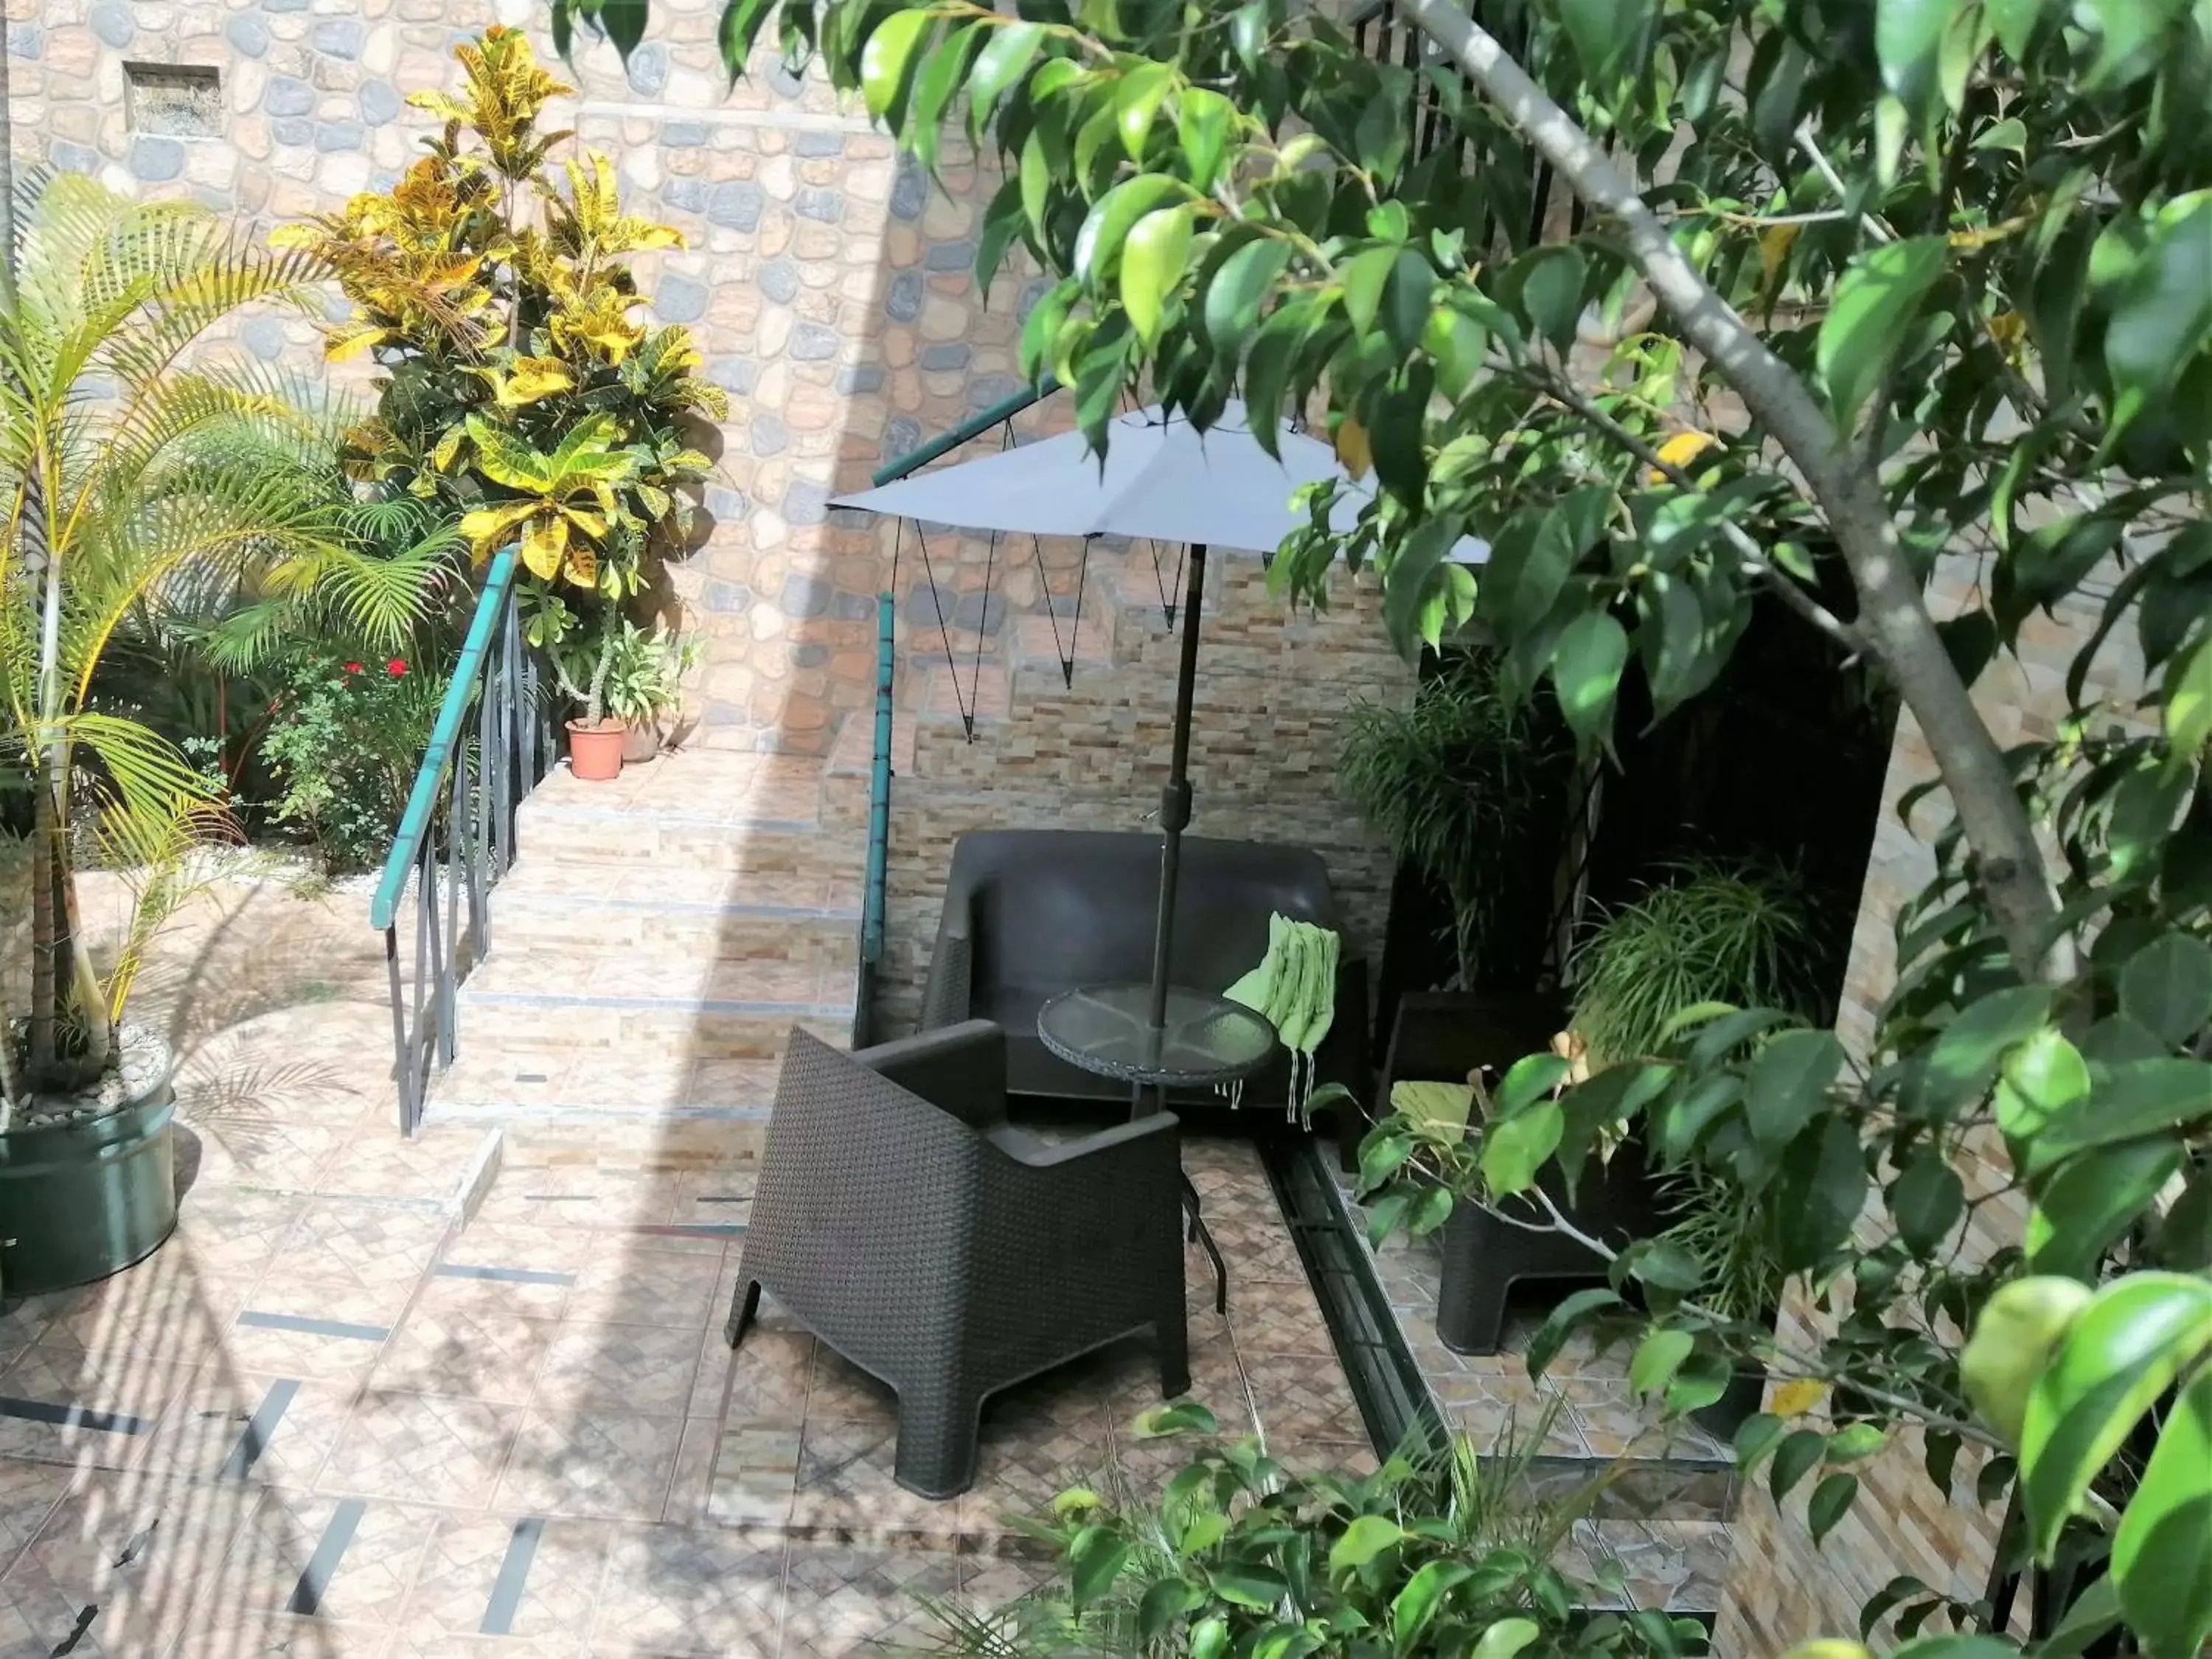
[912,522,975,740]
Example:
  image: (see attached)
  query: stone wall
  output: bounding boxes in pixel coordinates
[1714,556,2147,1654]
[7,0,1411,1015]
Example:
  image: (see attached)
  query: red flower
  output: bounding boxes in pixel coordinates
[386,658,408,676]
[343,661,364,675]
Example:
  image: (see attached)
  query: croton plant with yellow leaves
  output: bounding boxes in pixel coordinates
[274,27,727,608]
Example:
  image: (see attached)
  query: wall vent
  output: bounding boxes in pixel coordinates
[125,63,223,139]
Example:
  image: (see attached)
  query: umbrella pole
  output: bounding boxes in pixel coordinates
[1143,543,1207,1105]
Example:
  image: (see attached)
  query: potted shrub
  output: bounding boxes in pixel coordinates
[2,178,344,1292]
[603,621,699,763]
[1340,652,1568,1147]
[541,602,629,781]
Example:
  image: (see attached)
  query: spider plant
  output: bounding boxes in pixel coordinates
[1567,858,1823,1069]
[0,173,361,1106]
[1340,651,1564,989]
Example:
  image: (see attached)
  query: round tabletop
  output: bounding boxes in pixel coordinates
[1036,984,1279,1089]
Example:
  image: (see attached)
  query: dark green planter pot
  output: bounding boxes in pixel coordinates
[0,1042,178,1297]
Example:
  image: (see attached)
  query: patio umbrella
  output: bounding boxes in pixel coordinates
[832,398,1489,1088]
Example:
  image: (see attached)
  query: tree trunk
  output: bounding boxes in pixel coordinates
[1396,0,2070,985]
[26,767,58,1078]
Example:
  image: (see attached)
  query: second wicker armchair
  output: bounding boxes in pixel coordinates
[725,1021,1192,1499]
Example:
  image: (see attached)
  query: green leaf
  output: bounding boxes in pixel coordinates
[1391,1561,1473,1654]
[1425,304,1490,400]
[1500,1054,1572,1116]
[1211,1565,1290,1609]
[1776,1115,1868,1270]
[2042,1575,2123,1659]
[1891,1150,1966,1254]
[1380,251,1437,359]
[1888,1638,2023,1659]
[1986,0,2049,58]
[1513,246,1586,355]
[1549,611,1629,749]
[1121,206,1192,347]
[967,24,1046,142]
[1074,176,1184,286]
[1629,1329,1695,1397]
[1628,1239,1705,1293]
[1192,1616,1231,1659]
[1877,0,1961,119]
[2078,0,2191,89]
[1817,236,1950,428]
[1734,1412,1788,1471]
[2039,1058,2212,1165]
[1138,1579,1203,1644]
[1807,1471,1860,1544]
[1177,87,1237,188]
[2112,1364,2212,1659]
[1745,1029,1846,1150]
[1070,1524,1131,1608]
[1329,1514,1404,1576]
[1116,61,1174,160]
[2029,1137,2185,1281]
[2020,1271,2212,1560]
[1916,986,2053,1121]
[1382,517,1464,657]
[717,0,775,81]
[1560,0,1647,80]
[601,0,648,58]
[1525,1287,1622,1379]
[860,9,932,121]
[1769,1428,1826,1500]
[1472,1617,1541,1659]
[1357,1130,1416,1192]
[1340,246,1396,341]
[1481,1102,1563,1197]
[1203,237,1291,358]
[2168,632,2212,759]
[909,22,984,171]
[1019,133,1051,239]
[2106,192,2212,437]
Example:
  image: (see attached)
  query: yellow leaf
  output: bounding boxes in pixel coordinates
[490,355,575,407]
[325,324,391,364]
[1770,1380,1827,1418]
[459,501,537,558]
[1648,429,1718,483]
[430,425,466,473]
[561,538,599,588]
[1759,223,1800,290]
[520,512,569,581]
[1333,414,1372,481]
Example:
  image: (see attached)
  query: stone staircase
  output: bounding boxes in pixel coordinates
[422,747,867,1164]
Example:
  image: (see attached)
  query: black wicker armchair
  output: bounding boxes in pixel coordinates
[725,1021,1191,1499]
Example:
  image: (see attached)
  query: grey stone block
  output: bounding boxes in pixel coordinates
[226,14,268,56]
[890,156,926,220]
[266,77,315,116]
[784,481,831,526]
[662,177,706,213]
[831,591,879,621]
[782,574,832,616]
[925,239,975,273]
[953,590,1007,634]
[835,365,886,395]
[885,268,924,324]
[662,122,711,148]
[967,373,1023,411]
[749,415,790,456]
[129,138,185,183]
[243,318,288,361]
[707,357,755,395]
[757,258,799,305]
[311,18,363,58]
[919,343,972,373]
[271,119,312,147]
[883,416,923,461]
[791,644,830,669]
[315,121,365,153]
[706,485,752,521]
[790,323,839,362]
[263,0,308,11]
[626,42,668,98]
[769,63,804,98]
[707,181,762,231]
[359,80,401,125]
[656,275,708,323]
[796,131,845,158]
[1018,279,1054,321]
[51,141,100,175]
[703,581,754,614]
[90,0,133,47]
[8,24,38,58]
[795,188,843,223]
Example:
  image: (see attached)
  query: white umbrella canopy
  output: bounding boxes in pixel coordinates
[832,398,1491,563]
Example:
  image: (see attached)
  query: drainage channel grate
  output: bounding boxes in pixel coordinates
[1259,1130,1445,1461]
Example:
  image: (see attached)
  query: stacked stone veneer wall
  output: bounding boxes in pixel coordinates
[1714,555,2147,1655]
[7,0,1411,1009]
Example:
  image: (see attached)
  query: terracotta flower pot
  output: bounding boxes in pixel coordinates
[620,717,663,765]
[566,717,627,781]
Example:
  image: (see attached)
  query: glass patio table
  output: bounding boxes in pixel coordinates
[1037,983,1279,1312]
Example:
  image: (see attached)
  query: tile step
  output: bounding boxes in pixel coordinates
[486,892,860,966]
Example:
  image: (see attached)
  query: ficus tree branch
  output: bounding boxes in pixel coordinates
[1394,0,2073,987]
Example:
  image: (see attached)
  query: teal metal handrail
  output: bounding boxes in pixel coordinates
[855,380,1055,1034]
[372,545,555,1133]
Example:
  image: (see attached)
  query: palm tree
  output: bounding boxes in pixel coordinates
[0,173,411,1107]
